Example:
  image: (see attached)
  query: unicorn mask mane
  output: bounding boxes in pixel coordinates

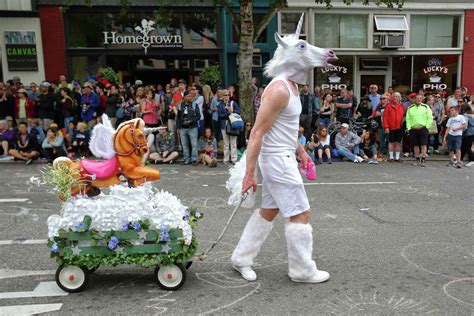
[264,13,338,85]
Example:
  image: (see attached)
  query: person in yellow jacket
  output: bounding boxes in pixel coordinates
[406,94,433,167]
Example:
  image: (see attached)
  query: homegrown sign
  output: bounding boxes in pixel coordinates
[103,19,182,54]
[4,31,38,71]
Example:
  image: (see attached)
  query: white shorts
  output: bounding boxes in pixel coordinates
[258,153,310,218]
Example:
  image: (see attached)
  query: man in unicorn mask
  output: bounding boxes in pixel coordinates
[231,13,337,283]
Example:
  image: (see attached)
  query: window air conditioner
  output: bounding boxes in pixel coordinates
[381,33,404,49]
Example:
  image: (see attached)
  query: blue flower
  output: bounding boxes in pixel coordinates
[132,222,141,231]
[183,211,190,221]
[50,243,59,253]
[74,222,88,232]
[122,223,129,231]
[159,227,169,242]
[108,236,119,250]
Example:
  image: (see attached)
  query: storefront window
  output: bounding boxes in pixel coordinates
[314,56,353,92]
[314,14,368,48]
[68,13,105,48]
[412,55,458,94]
[70,55,106,82]
[391,56,412,93]
[410,15,459,48]
[281,12,306,38]
[182,12,217,49]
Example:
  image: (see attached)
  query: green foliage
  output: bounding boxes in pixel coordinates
[40,163,83,202]
[97,67,120,85]
[314,0,405,8]
[200,65,221,88]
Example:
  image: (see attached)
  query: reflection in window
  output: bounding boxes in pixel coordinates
[281,12,305,35]
[314,56,353,92]
[391,56,412,92]
[182,13,217,49]
[105,12,141,34]
[70,55,106,82]
[68,13,105,47]
[410,15,459,48]
[314,14,368,48]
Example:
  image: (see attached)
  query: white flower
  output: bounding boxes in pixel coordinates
[29,176,42,187]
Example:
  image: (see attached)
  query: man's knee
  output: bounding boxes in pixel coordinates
[259,208,279,222]
[290,210,311,224]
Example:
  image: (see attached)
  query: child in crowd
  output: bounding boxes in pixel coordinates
[27,118,45,144]
[197,127,218,167]
[361,130,379,164]
[71,122,91,158]
[444,106,467,168]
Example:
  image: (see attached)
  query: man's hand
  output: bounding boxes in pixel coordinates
[384,128,389,134]
[348,143,355,148]
[297,148,311,169]
[162,151,168,158]
[241,171,257,194]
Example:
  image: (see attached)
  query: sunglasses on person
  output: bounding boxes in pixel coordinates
[223,94,229,96]
[381,97,388,100]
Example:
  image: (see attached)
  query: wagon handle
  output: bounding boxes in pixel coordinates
[196,193,248,261]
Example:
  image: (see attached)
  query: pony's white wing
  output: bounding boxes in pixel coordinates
[89,114,116,159]
[225,151,257,208]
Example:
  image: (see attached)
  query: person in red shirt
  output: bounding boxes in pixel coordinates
[169,79,187,133]
[14,88,34,123]
[383,92,405,161]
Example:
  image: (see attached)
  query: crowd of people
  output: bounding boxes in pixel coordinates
[298,85,474,168]
[0,75,473,169]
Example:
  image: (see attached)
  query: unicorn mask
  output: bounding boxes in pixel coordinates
[264,13,338,85]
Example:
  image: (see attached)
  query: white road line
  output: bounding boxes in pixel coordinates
[0,239,47,245]
[0,269,55,280]
[0,198,29,203]
[220,181,397,187]
[0,303,63,315]
[0,281,68,299]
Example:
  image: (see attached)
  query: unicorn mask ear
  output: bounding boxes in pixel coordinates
[274,32,286,47]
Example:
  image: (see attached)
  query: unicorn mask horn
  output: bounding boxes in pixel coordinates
[264,13,338,84]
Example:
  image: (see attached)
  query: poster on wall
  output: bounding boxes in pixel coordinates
[4,31,38,71]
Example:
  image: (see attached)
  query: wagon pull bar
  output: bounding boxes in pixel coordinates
[196,193,248,261]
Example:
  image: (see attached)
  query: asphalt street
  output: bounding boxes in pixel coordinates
[0,159,473,315]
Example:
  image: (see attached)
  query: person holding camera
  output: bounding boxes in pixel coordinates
[175,91,200,165]
[218,89,241,165]
[80,82,100,128]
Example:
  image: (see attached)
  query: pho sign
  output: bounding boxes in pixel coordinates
[103,19,182,54]
[422,58,448,90]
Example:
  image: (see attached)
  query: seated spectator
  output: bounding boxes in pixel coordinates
[149,125,179,164]
[335,123,364,163]
[8,121,39,164]
[360,130,379,164]
[42,127,67,163]
[197,127,218,167]
[298,125,306,145]
[307,127,332,164]
[0,119,15,159]
[27,118,45,144]
[71,122,91,158]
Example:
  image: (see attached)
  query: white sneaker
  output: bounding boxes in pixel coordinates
[353,159,360,163]
[233,265,257,281]
[291,270,330,283]
[466,161,474,167]
[403,152,409,157]
[356,156,364,163]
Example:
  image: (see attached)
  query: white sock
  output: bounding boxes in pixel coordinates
[389,152,394,160]
[395,152,400,160]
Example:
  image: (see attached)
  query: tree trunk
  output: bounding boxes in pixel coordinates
[237,0,254,123]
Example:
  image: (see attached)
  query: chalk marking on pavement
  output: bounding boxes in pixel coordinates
[0,239,47,246]
[443,278,474,307]
[0,281,68,299]
[0,198,29,203]
[0,269,54,280]
[0,303,63,315]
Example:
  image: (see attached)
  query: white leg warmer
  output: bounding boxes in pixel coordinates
[231,209,273,267]
[285,222,328,282]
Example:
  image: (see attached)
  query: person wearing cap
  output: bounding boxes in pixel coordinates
[335,123,364,163]
[406,93,433,167]
[383,92,405,162]
[80,82,100,128]
[37,82,55,130]
[373,93,389,155]
[42,126,67,163]
[175,91,200,165]
[354,95,372,120]
[8,121,39,165]
[14,88,34,123]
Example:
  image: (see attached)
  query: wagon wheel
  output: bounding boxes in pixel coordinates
[154,263,186,291]
[185,261,193,270]
[55,265,90,293]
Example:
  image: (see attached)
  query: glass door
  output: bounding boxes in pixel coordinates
[360,74,385,97]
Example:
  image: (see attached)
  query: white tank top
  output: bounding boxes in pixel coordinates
[261,76,301,155]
